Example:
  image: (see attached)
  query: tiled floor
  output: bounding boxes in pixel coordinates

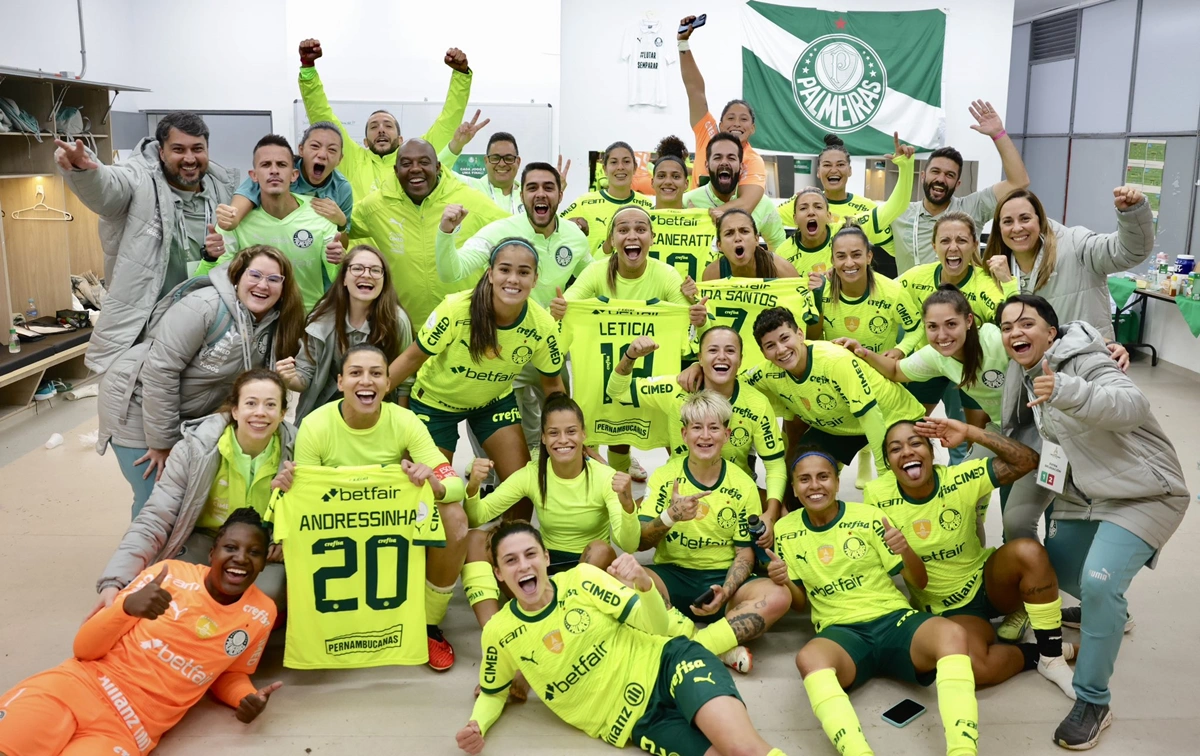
[1,360,1197,754]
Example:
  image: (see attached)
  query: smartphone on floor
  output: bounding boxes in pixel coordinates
[882,698,926,728]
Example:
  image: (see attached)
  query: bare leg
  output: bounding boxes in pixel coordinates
[579,540,617,571]
[947,614,1026,685]
[692,695,775,756]
[983,538,1059,613]
[724,578,791,644]
[481,425,533,521]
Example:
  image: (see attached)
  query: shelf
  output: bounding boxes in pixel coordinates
[0,133,109,139]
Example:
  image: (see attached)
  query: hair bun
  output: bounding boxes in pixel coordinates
[823,134,845,147]
[656,135,688,160]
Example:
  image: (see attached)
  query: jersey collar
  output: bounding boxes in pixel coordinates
[899,469,941,505]
[785,343,815,384]
[683,456,726,491]
[826,193,856,207]
[600,188,639,205]
[801,500,846,531]
[934,263,973,289]
[794,227,831,253]
[496,302,529,331]
[510,577,559,622]
[839,285,871,306]
[729,380,741,406]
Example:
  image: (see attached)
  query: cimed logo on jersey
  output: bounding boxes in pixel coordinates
[792,34,886,134]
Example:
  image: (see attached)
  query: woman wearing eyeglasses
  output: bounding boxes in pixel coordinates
[275,244,413,423]
[97,245,307,518]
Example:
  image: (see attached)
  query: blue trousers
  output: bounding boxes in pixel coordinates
[112,444,158,519]
[1045,518,1155,705]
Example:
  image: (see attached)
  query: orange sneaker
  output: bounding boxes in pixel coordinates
[427,625,455,671]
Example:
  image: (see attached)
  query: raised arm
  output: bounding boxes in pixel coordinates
[387,341,431,394]
[916,417,1039,486]
[968,99,1029,200]
[56,139,138,218]
[1029,353,1151,432]
[296,39,358,157]
[435,205,493,283]
[677,16,710,127]
[1070,187,1155,275]
[860,138,915,239]
[834,339,910,383]
[423,49,474,155]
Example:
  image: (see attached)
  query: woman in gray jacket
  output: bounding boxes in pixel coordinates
[983,185,1152,368]
[997,294,1188,750]
[90,368,295,617]
[98,245,306,517]
[274,244,412,423]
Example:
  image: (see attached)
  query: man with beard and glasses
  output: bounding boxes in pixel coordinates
[55,112,239,374]
[436,111,525,216]
[891,100,1029,274]
[350,139,508,329]
[682,133,786,251]
[434,163,590,455]
[297,38,473,203]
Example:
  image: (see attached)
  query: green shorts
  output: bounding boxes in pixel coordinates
[958,389,983,412]
[817,608,936,689]
[939,576,1002,622]
[630,637,743,756]
[408,392,520,451]
[799,427,868,466]
[547,549,580,575]
[649,564,729,623]
[906,376,951,405]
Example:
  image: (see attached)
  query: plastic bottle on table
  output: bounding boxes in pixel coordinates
[25,298,37,320]
[8,327,20,354]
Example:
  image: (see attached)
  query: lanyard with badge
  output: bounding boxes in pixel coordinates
[183,200,214,276]
[1027,381,1069,493]
[1010,242,1045,294]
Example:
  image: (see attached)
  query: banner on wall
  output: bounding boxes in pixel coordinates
[741,3,947,155]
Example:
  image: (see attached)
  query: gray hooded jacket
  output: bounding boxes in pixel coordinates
[97,266,279,452]
[1017,199,1154,339]
[1000,320,1188,553]
[96,413,296,592]
[61,137,238,373]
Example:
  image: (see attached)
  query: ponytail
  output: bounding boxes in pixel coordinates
[924,284,982,389]
[468,238,538,363]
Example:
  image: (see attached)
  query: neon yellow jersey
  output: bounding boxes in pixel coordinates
[413,291,563,412]
[292,401,465,503]
[564,258,690,305]
[778,192,878,230]
[475,564,669,746]
[464,460,640,555]
[608,373,787,502]
[863,458,999,614]
[896,263,1020,355]
[640,456,761,571]
[817,274,921,353]
[561,189,654,260]
[899,323,1010,421]
[647,207,718,282]
[682,186,787,251]
[695,277,820,368]
[559,298,691,449]
[773,501,911,632]
[269,464,444,668]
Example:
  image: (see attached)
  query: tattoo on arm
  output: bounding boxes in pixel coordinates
[639,518,671,552]
[974,427,1040,485]
[723,548,754,595]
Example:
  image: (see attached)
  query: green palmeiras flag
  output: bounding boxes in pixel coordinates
[742,3,946,155]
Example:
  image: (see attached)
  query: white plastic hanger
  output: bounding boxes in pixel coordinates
[11,187,73,221]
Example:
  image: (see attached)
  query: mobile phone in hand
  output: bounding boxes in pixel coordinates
[679,14,707,34]
[692,587,716,607]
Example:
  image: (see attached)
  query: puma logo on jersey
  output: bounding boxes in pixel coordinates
[167,601,188,621]
[693,673,716,685]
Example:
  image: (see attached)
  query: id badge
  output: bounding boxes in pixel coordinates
[1036,441,1069,493]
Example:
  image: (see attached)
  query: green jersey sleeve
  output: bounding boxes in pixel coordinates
[623,582,670,636]
[869,509,905,576]
[563,261,606,300]
[898,345,949,383]
[478,621,517,697]
[860,156,914,242]
[422,70,472,155]
[602,478,642,555]
[574,563,643,624]
[415,296,462,357]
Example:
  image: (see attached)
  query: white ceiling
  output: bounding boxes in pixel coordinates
[1014,0,1079,21]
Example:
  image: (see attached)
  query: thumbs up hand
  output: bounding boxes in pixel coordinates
[550,286,568,321]
[1028,359,1056,408]
[881,517,909,556]
[123,566,173,620]
[765,549,789,586]
[237,680,283,723]
[204,224,227,260]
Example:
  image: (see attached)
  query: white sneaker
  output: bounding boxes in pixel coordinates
[719,645,753,674]
[629,456,649,483]
[1038,654,1076,700]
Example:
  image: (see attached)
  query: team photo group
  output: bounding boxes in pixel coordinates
[0,6,1188,756]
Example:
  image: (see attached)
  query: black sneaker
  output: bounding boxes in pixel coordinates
[1054,700,1112,750]
[1061,606,1135,633]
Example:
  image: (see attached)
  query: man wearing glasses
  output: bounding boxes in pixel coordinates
[199,134,340,312]
[437,111,524,216]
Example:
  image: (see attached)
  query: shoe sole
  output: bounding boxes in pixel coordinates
[428,661,454,672]
[1056,709,1112,750]
[997,620,1029,642]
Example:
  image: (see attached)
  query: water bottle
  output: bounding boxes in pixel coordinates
[746,515,771,569]
[8,327,19,354]
[25,298,37,320]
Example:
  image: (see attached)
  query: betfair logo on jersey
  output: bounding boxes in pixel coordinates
[939,508,963,531]
[810,573,867,598]
[543,641,609,701]
[921,543,965,562]
[483,645,499,685]
[913,519,932,540]
[792,34,886,134]
[564,607,592,634]
[665,531,729,551]
[582,580,622,607]
[842,536,868,560]
[449,365,516,382]
[325,624,404,656]
[139,639,214,685]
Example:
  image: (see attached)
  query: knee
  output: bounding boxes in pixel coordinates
[764,582,793,621]
[579,540,616,570]
[795,646,827,677]
[438,502,470,545]
[934,618,970,656]
[1010,537,1052,571]
[465,528,492,564]
[1079,567,1125,629]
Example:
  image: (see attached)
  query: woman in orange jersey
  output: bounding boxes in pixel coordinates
[0,509,281,755]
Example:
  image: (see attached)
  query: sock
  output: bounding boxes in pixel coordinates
[461,562,500,608]
[1018,642,1040,671]
[609,449,631,473]
[665,607,696,638]
[935,654,979,756]
[803,668,873,756]
[767,750,788,756]
[855,448,874,486]
[694,618,738,655]
[425,580,454,626]
[1025,597,1064,658]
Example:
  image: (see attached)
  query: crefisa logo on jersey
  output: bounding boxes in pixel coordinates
[293,228,315,248]
[792,34,886,134]
[225,629,250,657]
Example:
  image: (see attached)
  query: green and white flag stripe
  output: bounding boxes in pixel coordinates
[742,2,946,155]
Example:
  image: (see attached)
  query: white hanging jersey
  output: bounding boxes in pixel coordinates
[621,19,677,107]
